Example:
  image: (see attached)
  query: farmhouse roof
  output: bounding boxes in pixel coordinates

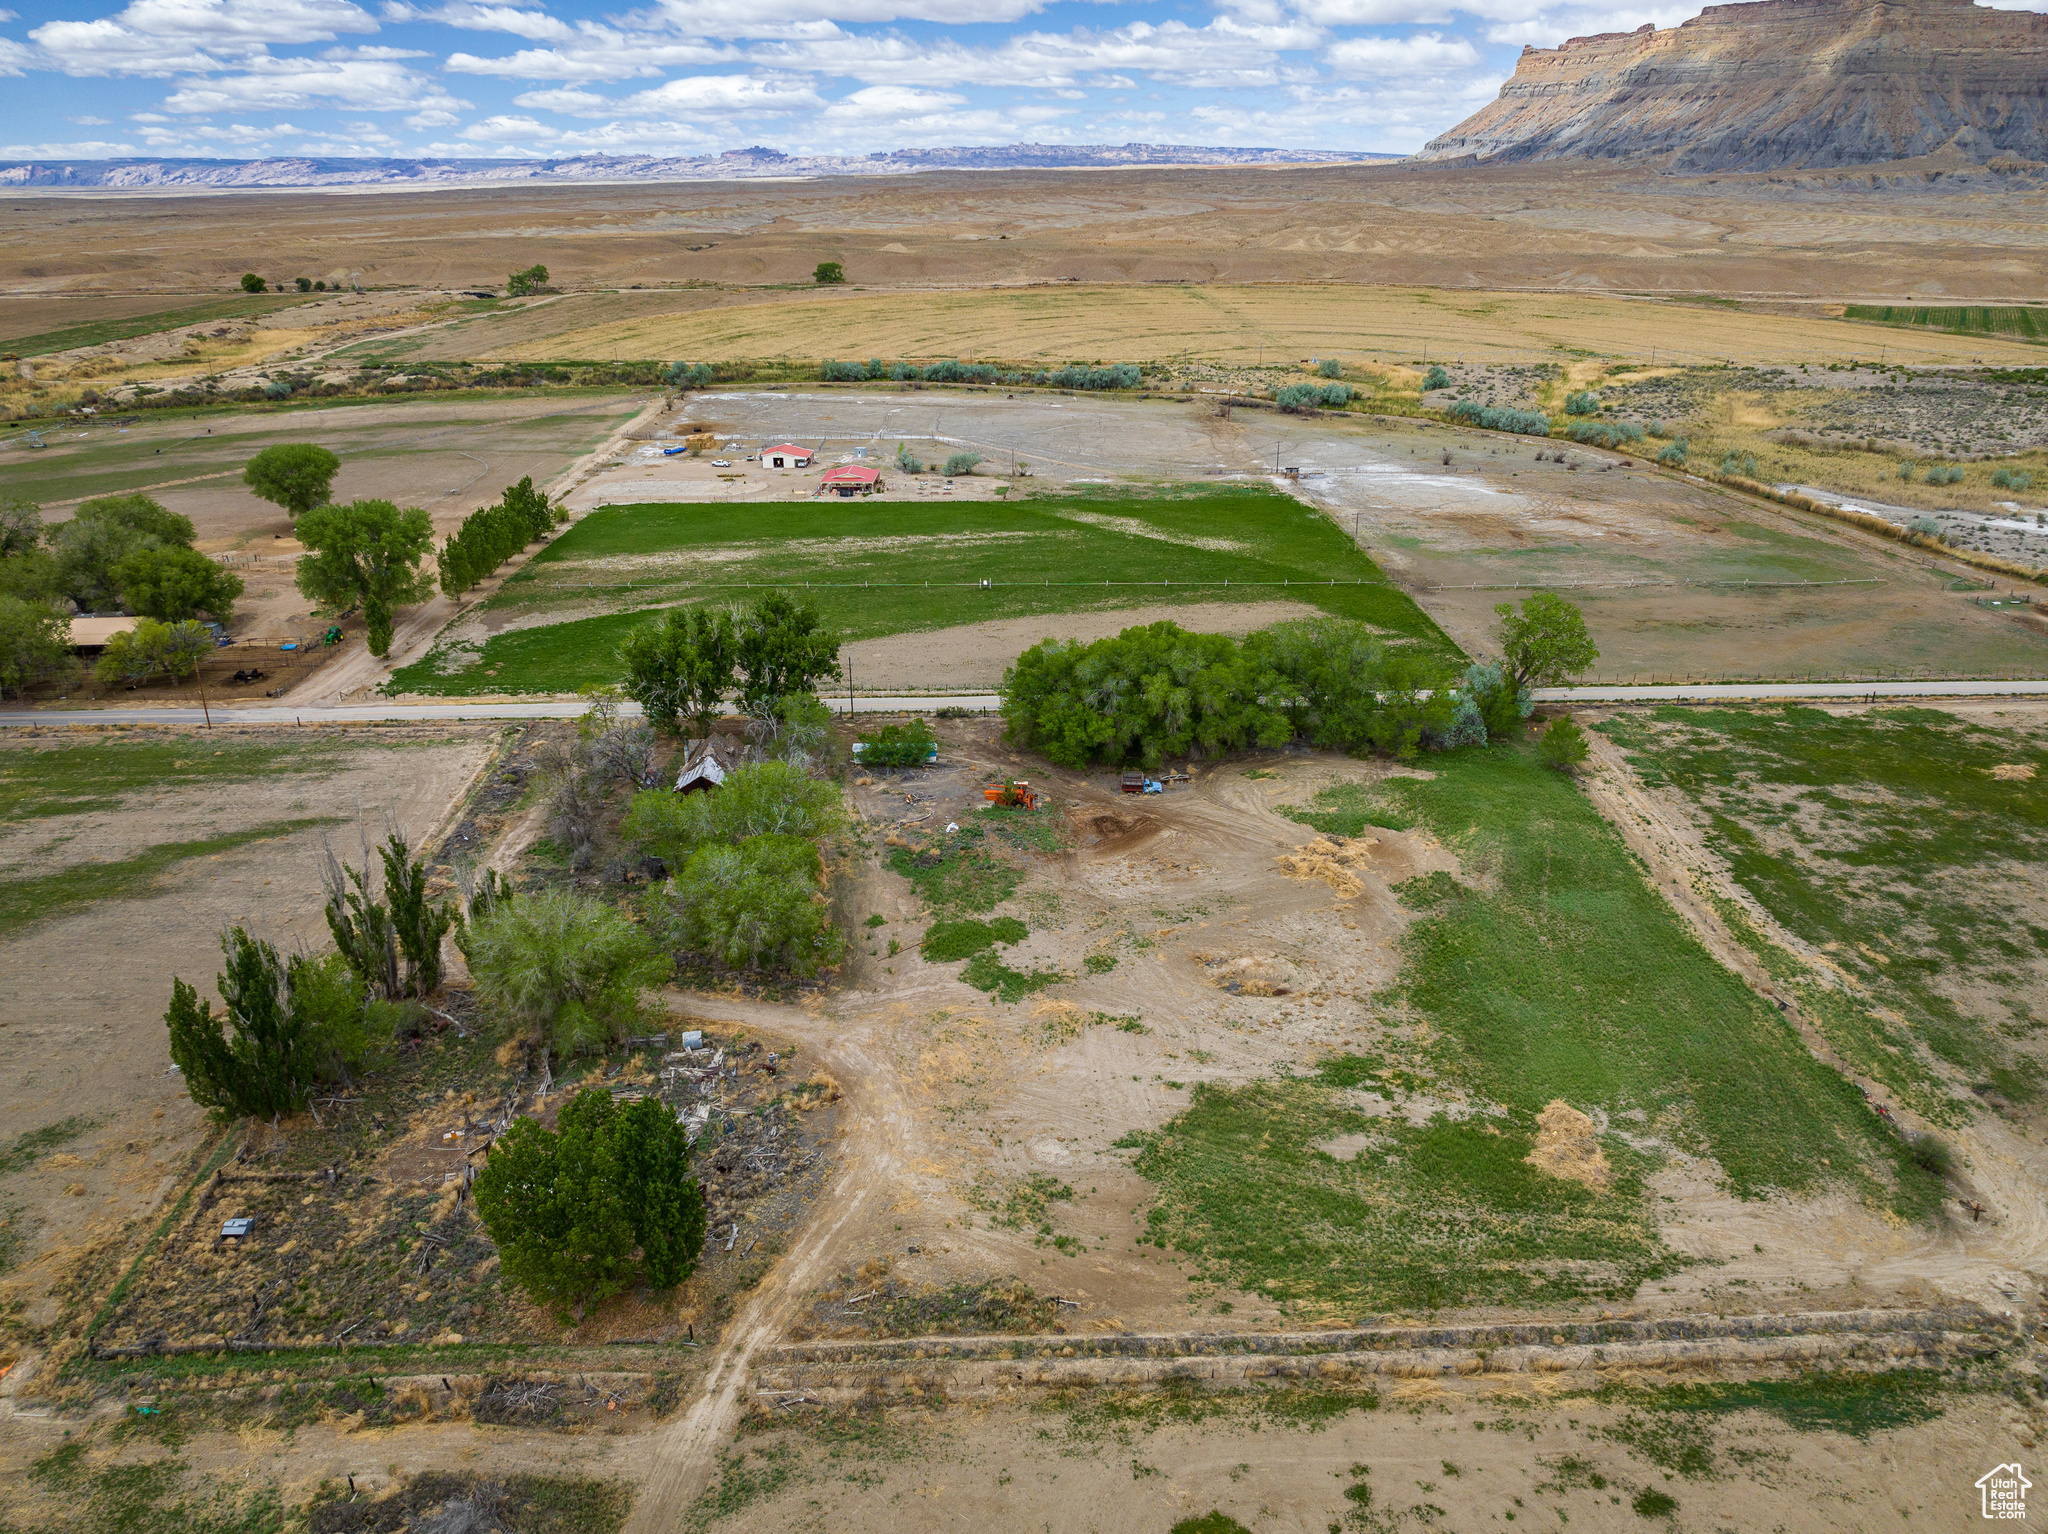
[674,737,740,793]
[821,463,880,484]
[765,442,811,458]
[68,615,139,647]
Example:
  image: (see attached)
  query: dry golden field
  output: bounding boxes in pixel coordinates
[471,281,2046,369]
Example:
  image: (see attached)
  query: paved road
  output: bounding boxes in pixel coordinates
[0,695,1010,727]
[5,679,2048,729]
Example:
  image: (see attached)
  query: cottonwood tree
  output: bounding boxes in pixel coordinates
[49,493,196,611]
[0,596,75,697]
[243,444,341,522]
[734,592,840,712]
[1494,592,1598,690]
[294,498,435,657]
[506,263,550,296]
[618,606,736,735]
[116,545,243,623]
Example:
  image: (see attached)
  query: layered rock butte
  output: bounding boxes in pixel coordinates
[1420,0,2048,170]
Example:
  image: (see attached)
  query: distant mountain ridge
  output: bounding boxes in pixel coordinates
[0,142,1390,190]
[1418,0,2048,171]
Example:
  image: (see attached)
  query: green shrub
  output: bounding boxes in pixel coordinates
[1276,381,1352,412]
[943,452,982,476]
[623,759,842,866]
[239,273,264,293]
[461,888,666,1055]
[922,916,1026,962]
[1446,400,1550,436]
[1422,365,1452,390]
[1656,440,1688,466]
[1717,450,1759,478]
[1633,1489,1678,1518]
[1318,358,1342,378]
[1564,390,1601,415]
[1003,621,1292,769]
[814,261,845,284]
[1248,618,1455,758]
[1564,419,1644,449]
[858,718,938,767]
[473,1087,706,1322]
[1908,1133,1956,1179]
[1538,716,1590,772]
[662,834,844,975]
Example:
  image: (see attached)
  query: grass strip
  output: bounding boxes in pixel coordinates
[0,739,350,822]
[0,817,344,938]
[1599,704,2048,1111]
[4,294,318,357]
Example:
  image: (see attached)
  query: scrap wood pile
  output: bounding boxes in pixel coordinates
[655,1034,836,1234]
[792,1270,1069,1341]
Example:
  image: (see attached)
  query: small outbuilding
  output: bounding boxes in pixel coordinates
[674,737,742,794]
[820,463,883,496]
[764,444,813,469]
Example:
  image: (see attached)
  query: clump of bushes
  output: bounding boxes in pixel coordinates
[1657,440,1689,466]
[628,760,846,977]
[1563,419,1644,449]
[1276,381,1353,413]
[1003,602,1596,768]
[1718,450,1759,478]
[1564,390,1601,415]
[1446,401,1551,436]
[857,718,938,767]
[439,477,564,597]
[1992,467,2036,492]
[943,452,982,476]
[1318,358,1343,379]
[821,358,1142,389]
[1422,365,1452,391]
[665,361,716,388]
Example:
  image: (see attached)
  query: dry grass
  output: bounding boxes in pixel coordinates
[481,284,2046,370]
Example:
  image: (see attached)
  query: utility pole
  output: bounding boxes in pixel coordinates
[847,655,854,719]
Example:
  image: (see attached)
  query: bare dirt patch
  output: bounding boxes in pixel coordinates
[0,725,494,1342]
[839,600,1319,692]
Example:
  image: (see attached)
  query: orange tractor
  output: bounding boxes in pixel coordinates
[983,779,1042,810]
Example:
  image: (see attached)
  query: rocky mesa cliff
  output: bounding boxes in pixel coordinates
[1419,0,2048,170]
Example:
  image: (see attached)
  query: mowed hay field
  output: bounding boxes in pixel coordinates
[392,482,1454,695]
[482,284,2048,370]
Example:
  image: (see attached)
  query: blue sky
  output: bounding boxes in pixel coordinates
[0,0,2040,162]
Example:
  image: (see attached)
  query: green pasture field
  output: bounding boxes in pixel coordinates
[390,483,1459,695]
[1600,704,2048,1120]
[1121,743,1939,1316]
[1,293,319,358]
[1842,304,2047,342]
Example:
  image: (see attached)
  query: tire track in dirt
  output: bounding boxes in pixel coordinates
[623,993,913,1533]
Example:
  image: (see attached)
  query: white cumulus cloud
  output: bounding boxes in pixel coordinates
[30,0,379,76]
[161,56,470,113]
[1323,31,1477,74]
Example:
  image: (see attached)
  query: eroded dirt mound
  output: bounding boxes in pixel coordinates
[1525,1100,1612,1192]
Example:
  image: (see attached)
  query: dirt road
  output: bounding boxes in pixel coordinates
[625,993,916,1531]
